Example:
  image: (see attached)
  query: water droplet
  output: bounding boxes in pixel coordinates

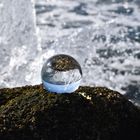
[41,54,82,93]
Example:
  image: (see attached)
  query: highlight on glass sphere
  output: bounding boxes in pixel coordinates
[41,54,82,93]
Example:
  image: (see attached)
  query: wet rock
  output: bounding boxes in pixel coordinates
[0,85,140,140]
[69,3,89,16]
[35,4,56,14]
[109,6,134,15]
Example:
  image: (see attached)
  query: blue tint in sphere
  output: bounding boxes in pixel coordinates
[41,54,82,93]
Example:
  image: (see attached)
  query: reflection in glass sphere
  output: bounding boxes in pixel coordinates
[41,54,82,93]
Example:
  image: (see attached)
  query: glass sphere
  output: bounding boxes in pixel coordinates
[41,54,82,93]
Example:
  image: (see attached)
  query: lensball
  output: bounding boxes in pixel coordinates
[41,54,82,93]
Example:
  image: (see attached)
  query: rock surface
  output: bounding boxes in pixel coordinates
[0,85,140,140]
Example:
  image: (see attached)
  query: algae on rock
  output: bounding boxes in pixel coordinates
[0,85,140,140]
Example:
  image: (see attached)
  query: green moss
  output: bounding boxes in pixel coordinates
[0,85,140,140]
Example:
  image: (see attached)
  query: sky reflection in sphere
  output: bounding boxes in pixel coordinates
[41,54,82,93]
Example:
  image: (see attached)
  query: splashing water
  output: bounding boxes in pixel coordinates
[0,0,140,105]
[0,0,40,87]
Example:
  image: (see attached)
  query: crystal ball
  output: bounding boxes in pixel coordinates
[41,54,82,93]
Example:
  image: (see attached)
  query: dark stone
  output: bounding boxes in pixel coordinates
[35,4,56,14]
[0,85,140,140]
[69,3,89,16]
[109,6,134,15]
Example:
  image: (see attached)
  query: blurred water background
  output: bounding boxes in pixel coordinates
[0,0,140,106]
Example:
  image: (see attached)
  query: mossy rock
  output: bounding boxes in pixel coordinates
[0,85,140,140]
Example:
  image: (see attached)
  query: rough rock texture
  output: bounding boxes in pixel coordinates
[0,85,140,140]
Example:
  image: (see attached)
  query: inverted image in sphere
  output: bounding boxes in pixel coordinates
[41,54,82,93]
